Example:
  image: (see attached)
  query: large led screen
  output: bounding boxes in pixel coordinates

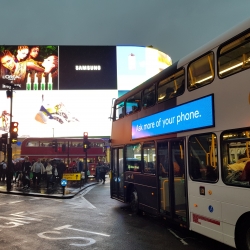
[0,45,171,138]
[116,46,172,92]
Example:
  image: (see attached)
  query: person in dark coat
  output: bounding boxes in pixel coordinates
[22,156,31,189]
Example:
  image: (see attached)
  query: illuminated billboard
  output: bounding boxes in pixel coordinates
[132,95,214,139]
[0,45,171,137]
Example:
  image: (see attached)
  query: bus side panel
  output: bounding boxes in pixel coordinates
[134,174,158,214]
[188,181,250,248]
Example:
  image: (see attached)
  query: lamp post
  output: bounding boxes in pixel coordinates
[83,132,90,183]
[4,82,20,191]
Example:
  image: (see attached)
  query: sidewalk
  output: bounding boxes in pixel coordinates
[0,176,99,199]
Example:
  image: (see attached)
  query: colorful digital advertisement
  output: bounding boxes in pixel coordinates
[0,45,171,137]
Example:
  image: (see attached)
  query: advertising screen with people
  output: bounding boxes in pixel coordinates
[0,45,171,137]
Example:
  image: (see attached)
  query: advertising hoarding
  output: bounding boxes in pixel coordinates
[0,45,171,137]
[132,95,215,139]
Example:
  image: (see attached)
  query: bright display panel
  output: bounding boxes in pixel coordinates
[0,45,171,137]
[132,95,214,139]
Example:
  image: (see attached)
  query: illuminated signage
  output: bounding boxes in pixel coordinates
[0,45,172,137]
[132,95,214,139]
[75,65,101,70]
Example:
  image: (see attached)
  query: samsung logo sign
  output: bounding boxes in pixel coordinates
[75,65,101,71]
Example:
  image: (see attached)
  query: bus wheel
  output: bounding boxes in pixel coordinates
[130,189,140,214]
[236,219,250,250]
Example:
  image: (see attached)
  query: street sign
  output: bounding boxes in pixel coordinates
[62,173,81,181]
[60,178,68,187]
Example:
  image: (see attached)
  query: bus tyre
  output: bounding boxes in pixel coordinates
[236,219,250,250]
[130,190,140,215]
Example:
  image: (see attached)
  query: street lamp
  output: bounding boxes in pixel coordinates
[3,82,20,191]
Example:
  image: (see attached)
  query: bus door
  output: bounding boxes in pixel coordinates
[111,147,124,200]
[158,139,187,224]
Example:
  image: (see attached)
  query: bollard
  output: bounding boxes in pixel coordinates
[60,179,67,195]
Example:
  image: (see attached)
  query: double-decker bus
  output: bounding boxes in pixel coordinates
[110,18,250,250]
[20,137,106,175]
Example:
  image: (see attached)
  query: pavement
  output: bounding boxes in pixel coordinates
[0,176,100,199]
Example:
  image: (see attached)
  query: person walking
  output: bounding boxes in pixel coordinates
[83,160,89,183]
[1,160,7,182]
[0,161,3,181]
[22,156,31,189]
[44,161,53,189]
[99,164,107,184]
[31,159,45,187]
[95,164,101,182]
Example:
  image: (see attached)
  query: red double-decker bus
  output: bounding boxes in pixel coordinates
[20,137,106,175]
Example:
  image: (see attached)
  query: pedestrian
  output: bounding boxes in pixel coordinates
[95,162,101,182]
[14,159,23,183]
[1,160,7,182]
[22,156,31,189]
[57,160,66,181]
[99,164,107,184]
[44,161,53,189]
[52,163,59,184]
[76,158,83,172]
[0,161,3,181]
[83,159,89,183]
[16,172,23,187]
[31,159,45,187]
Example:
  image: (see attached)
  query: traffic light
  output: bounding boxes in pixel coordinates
[52,139,58,152]
[10,122,18,144]
[1,133,8,144]
[0,142,6,153]
[83,132,91,152]
[0,133,7,153]
[83,132,88,141]
[62,143,66,152]
[6,90,12,98]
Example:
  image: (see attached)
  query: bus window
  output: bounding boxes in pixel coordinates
[126,144,141,172]
[115,101,125,120]
[218,31,250,78]
[221,129,250,187]
[125,91,141,115]
[187,52,214,91]
[143,142,155,174]
[157,69,185,102]
[27,141,39,147]
[142,85,155,108]
[188,133,218,182]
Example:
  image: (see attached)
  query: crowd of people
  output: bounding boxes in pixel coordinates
[0,157,66,190]
[0,157,110,190]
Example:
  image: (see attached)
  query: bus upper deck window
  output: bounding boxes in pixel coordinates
[158,69,185,102]
[126,92,141,115]
[115,101,125,120]
[143,85,155,108]
[218,31,250,78]
[188,52,214,91]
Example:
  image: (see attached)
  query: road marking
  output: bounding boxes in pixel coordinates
[0,212,42,229]
[37,231,96,247]
[54,225,110,237]
[38,224,110,247]
[168,228,188,245]
[9,200,23,204]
